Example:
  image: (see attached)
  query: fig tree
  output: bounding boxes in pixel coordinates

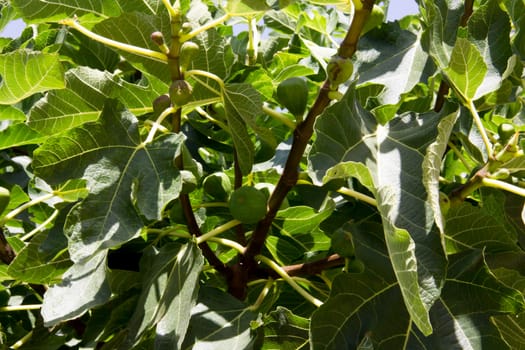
[276,77,308,118]
[228,186,267,224]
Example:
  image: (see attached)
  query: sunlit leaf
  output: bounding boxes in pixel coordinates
[0,50,65,104]
[33,101,184,262]
[444,37,487,100]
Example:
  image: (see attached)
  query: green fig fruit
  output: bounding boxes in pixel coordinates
[169,80,193,106]
[327,55,353,88]
[179,41,199,72]
[498,123,516,144]
[228,186,267,224]
[276,77,308,118]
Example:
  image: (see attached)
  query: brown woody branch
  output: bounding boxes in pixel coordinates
[228,0,377,299]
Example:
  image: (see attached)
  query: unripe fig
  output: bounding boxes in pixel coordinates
[150,31,165,46]
[276,77,308,117]
[180,170,198,194]
[179,41,200,72]
[202,172,232,201]
[331,228,355,257]
[439,192,450,218]
[181,23,193,34]
[0,186,10,215]
[152,94,171,115]
[228,186,267,224]
[490,168,511,180]
[169,199,186,224]
[327,55,353,88]
[169,80,193,106]
[498,123,516,144]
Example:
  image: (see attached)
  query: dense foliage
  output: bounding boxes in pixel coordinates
[1,0,525,348]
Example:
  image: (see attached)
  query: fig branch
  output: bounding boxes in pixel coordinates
[243,0,376,264]
[434,0,474,112]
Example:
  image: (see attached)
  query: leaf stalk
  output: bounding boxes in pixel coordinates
[255,255,323,307]
[61,19,168,63]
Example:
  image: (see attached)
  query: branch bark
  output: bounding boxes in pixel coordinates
[228,0,377,300]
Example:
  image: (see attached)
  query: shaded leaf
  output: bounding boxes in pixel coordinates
[308,84,448,335]
[123,242,203,349]
[0,123,44,150]
[182,287,256,349]
[310,224,524,349]
[41,250,110,326]
[7,232,71,284]
[262,306,309,350]
[445,191,521,254]
[467,0,513,98]
[355,22,434,120]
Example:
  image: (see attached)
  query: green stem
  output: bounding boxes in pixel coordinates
[21,209,59,241]
[61,19,168,63]
[196,219,242,244]
[481,178,525,197]
[246,17,259,65]
[195,106,230,131]
[0,193,55,226]
[10,331,33,349]
[180,14,231,42]
[161,0,179,19]
[195,202,229,209]
[447,141,473,171]
[0,304,42,312]
[255,255,323,307]
[337,186,377,206]
[247,278,274,311]
[262,104,296,130]
[466,98,493,158]
[143,106,176,144]
[208,237,246,254]
[186,69,225,92]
